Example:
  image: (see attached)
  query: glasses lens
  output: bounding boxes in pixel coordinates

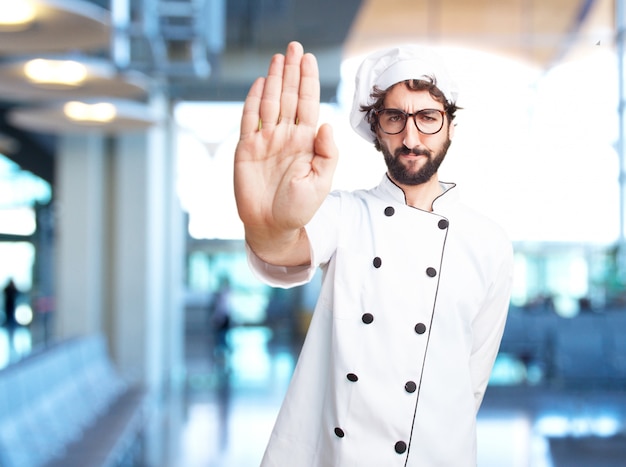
[415,109,444,134]
[378,110,407,134]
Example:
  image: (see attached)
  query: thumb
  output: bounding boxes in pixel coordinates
[313,123,339,178]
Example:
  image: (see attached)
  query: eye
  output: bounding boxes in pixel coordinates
[384,110,405,123]
[417,110,441,123]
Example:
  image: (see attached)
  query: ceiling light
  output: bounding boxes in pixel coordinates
[8,99,156,133]
[63,101,117,123]
[24,59,88,88]
[0,0,36,31]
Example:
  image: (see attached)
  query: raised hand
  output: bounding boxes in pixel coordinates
[234,41,338,266]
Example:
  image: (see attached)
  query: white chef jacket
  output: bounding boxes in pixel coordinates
[249,175,514,467]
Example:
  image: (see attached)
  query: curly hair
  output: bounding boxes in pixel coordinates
[360,78,459,151]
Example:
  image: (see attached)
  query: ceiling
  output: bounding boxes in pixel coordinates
[0,0,616,186]
[345,0,614,66]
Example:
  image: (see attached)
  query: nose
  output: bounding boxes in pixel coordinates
[402,118,424,149]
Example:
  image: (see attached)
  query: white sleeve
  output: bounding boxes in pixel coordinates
[245,192,343,288]
[470,241,515,412]
[245,243,317,288]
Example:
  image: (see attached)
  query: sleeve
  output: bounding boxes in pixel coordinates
[245,243,316,288]
[469,240,515,412]
[245,192,343,288]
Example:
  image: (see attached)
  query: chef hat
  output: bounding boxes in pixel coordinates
[349,45,458,142]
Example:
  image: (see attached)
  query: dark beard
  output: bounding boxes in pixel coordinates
[381,138,451,186]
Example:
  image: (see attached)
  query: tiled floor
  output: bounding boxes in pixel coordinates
[154,326,297,467]
[3,324,626,466]
[156,326,626,467]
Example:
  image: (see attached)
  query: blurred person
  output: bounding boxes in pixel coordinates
[209,276,232,354]
[234,42,514,466]
[3,279,18,331]
[207,276,233,451]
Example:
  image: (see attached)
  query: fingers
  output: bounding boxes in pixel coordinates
[241,42,319,137]
[295,52,320,128]
[279,42,304,125]
[259,51,286,130]
[281,43,320,128]
[239,77,265,138]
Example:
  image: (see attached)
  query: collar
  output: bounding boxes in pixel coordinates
[375,174,458,212]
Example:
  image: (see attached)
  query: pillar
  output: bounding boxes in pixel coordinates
[53,92,185,394]
[54,134,106,337]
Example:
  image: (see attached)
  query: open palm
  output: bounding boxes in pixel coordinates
[234,42,338,264]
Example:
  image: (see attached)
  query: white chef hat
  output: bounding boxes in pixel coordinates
[349,45,459,142]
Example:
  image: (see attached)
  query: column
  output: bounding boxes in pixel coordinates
[54,134,106,337]
[53,93,185,394]
[108,92,185,392]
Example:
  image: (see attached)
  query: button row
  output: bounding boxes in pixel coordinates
[362,313,427,335]
[345,372,417,394]
[333,426,408,455]
[383,205,449,233]
[372,256,438,277]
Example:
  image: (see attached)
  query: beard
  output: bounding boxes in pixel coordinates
[380,137,452,186]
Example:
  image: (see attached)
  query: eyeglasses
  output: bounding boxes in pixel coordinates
[375,108,446,135]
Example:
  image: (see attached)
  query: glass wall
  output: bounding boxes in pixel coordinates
[0,153,53,364]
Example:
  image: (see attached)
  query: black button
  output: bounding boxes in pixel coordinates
[405,381,417,393]
[373,257,382,268]
[347,373,358,382]
[334,427,345,438]
[395,441,407,454]
[438,219,449,229]
[414,323,426,334]
[426,267,437,277]
[384,206,395,216]
[362,313,374,324]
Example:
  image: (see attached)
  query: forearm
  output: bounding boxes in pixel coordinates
[244,225,312,267]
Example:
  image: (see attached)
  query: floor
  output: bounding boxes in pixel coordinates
[154,326,298,467]
[3,324,626,467]
[156,325,626,467]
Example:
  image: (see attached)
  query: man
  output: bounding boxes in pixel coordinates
[234,41,514,466]
[3,279,18,330]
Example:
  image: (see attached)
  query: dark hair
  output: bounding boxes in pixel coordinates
[360,78,460,150]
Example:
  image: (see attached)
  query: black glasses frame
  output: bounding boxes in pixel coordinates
[375,108,446,135]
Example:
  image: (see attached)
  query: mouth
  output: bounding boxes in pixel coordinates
[396,148,430,159]
[399,152,428,163]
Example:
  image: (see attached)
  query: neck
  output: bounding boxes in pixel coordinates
[395,174,443,211]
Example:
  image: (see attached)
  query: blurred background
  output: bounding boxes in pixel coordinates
[1,0,626,466]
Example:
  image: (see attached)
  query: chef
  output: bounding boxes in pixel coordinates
[234,41,514,466]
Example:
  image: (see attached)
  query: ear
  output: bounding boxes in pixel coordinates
[448,121,456,140]
[374,135,383,152]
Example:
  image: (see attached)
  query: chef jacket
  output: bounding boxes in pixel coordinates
[248,175,515,467]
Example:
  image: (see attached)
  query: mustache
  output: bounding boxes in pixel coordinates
[394,145,431,158]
